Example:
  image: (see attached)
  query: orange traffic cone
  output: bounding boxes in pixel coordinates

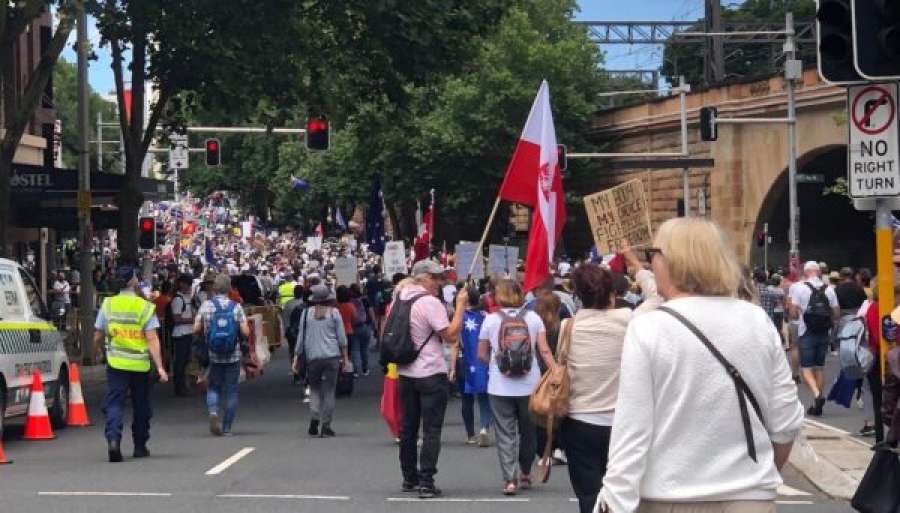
[66,364,91,427]
[0,438,13,464]
[23,370,55,440]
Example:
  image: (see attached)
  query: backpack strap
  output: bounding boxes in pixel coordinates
[406,293,438,357]
[658,306,766,463]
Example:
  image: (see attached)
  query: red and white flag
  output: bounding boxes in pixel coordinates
[498,80,565,292]
[414,192,435,262]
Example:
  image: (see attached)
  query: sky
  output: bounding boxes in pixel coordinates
[63,1,711,97]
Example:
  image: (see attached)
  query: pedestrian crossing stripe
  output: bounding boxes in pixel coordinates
[0,325,63,355]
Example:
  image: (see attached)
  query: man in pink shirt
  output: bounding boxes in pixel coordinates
[398,260,467,499]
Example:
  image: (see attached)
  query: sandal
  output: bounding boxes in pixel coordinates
[503,480,517,495]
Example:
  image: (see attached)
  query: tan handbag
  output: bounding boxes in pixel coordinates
[528,317,574,483]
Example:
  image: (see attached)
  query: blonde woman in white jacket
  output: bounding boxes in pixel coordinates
[563,250,661,513]
[595,218,804,513]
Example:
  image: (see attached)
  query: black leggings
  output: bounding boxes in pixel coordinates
[559,417,612,513]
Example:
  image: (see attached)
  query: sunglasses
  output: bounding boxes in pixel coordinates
[644,247,664,262]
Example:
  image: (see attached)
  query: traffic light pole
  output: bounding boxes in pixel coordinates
[785,13,801,280]
[76,1,95,366]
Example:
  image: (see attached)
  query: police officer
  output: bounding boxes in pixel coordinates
[93,266,169,463]
[279,272,296,307]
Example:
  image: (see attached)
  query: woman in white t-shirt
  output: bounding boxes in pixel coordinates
[478,279,555,496]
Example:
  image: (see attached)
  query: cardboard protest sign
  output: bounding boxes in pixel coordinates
[383,241,408,281]
[455,241,484,280]
[335,257,359,286]
[583,179,653,255]
[305,236,322,253]
[488,244,519,277]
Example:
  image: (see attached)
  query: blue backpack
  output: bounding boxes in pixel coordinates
[207,299,239,355]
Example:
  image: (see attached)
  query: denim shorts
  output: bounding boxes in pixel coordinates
[799,331,830,368]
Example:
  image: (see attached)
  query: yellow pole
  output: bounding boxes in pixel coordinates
[875,203,894,444]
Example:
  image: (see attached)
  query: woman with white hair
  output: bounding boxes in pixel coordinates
[596,218,804,513]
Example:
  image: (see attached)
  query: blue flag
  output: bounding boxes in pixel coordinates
[366,176,386,255]
[335,206,348,230]
[204,238,217,267]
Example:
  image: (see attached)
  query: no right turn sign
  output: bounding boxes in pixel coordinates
[848,83,900,198]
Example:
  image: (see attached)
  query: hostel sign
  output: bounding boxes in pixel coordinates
[848,83,900,198]
[583,179,653,255]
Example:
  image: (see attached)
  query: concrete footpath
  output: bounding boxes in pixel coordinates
[788,418,873,501]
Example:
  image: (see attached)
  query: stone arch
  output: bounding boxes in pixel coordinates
[750,144,875,271]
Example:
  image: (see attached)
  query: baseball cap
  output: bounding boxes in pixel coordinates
[117,266,137,282]
[803,261,820,272]
[411,260,444,276]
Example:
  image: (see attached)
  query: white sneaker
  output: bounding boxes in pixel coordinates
[478,428,489,447]
[553,448,567,465]
[304,386,310,397]
[857,397,865,409]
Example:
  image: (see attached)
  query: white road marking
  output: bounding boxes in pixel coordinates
[776,500,815,505]
[218,494,350,500]
[39,492,172,497]
[205,447,255,476]
[387,497,530,502]
[777,485,813,496]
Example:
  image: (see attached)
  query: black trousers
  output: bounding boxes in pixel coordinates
[399,374,449,487]
[559,417,612,513]
[869,353,885,440]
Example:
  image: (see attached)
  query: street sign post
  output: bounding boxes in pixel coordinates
[169,133,189,169]
[848,83,900,198]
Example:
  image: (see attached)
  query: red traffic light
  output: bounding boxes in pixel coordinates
[205,138,221,166]
[306,119,328,132]
[206,140,218,152]
[140,219,153,231]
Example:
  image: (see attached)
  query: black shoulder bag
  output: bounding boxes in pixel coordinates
[658,306,766,463]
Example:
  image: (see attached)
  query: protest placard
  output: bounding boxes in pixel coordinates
[488,244,519,277]
[583,179,653,255]
[305,236,322,253]
[383,241,408,281]
[455,241,485,280]
[334,256,359,286]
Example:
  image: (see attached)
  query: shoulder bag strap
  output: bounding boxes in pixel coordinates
[658,306,765,463]
[556,318,575,365]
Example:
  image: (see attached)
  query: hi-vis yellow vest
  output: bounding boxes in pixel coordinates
[103,294,155,372]
[279,282,295,307]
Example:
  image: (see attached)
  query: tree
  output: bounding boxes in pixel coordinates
[661,0,816,87]
[261,0,603,242]
[0,1,77,256]
[91,0,512,260]
[52,58,117,169]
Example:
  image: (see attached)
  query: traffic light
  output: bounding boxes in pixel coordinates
[305,117,330,151]
[138,217,156,250]
[557,144,567,171]
[816,0,862,83]
[700,107,718,142]
[851,0,900,79]
[205,138,221,167]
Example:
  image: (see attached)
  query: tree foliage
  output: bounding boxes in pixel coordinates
[661,0,816,87]
[89,0,513,260]
[184,0,604,243]
[52,58,117,170]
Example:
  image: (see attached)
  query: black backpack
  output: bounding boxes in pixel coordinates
[803,283,833,334]
[380,294,434,365]
[286,305,305,344]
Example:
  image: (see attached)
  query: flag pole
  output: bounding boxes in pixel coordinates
[467,195,502,282]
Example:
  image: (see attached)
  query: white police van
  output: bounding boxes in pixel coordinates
[0,258,70,439]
